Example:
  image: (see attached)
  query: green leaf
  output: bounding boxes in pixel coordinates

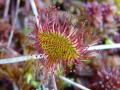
[23,27,33,35]
[105,38,114,45]
[31,80,40,88]
[115,0,120,15]
[81,59,92,64]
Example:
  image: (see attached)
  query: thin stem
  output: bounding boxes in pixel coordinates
[13,82,19,90]
[59,76,90,90]
[0,43,120,64]
[88,43,120,50]
[7,0,20,48]
[3,0,10,20]
[52,75,57,90]
[0,54,47,64]
[29,0,39,25]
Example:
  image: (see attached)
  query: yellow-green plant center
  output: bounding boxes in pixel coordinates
[38,32,79,61]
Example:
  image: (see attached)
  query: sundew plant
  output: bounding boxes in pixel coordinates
[30,6,93,76]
